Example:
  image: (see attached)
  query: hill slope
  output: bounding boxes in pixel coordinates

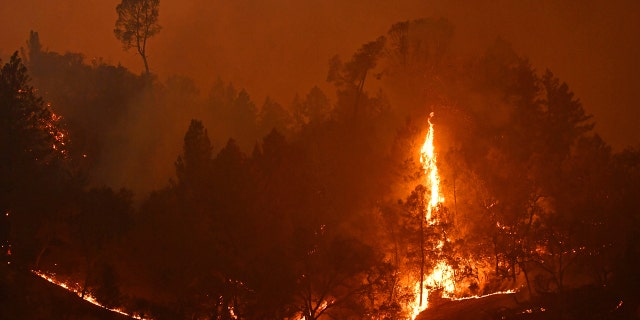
[417,288,638,320]
[0,264,132,320]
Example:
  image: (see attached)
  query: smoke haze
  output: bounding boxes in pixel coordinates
[4,2,640,318]
[1,0,638,172]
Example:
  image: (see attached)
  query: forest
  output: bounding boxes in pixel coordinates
[1,13,640,320]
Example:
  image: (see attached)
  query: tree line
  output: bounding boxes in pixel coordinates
[1,17,639,319]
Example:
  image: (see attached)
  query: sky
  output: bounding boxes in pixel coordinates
[1,0,639,149]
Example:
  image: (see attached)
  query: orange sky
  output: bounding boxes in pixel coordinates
[1,0,638,149]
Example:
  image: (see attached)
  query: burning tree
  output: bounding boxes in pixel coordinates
[0,52,71,266]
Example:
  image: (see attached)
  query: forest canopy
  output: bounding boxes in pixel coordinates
[1,17,639,320]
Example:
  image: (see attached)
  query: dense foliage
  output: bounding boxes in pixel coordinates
[1,18,639,319]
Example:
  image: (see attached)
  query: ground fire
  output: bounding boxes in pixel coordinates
[32,270,150,319]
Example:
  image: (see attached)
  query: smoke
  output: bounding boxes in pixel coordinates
[1,0,638,197]
[153,0,436,103]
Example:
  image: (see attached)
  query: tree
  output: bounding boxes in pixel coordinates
[292,86,331,130]
[0,52,71,266]
[175,119,213,188]
[609,146,640,302]
[114,0,161,75]
[230,89,259,150]
[328,36,386,120]
[21,32,148,188]
[294,234,384,320]
[402,185,428,309]
[386,18,453,71]
[0,52,64,170]
[258,97,291,137]
[383,18,455,117]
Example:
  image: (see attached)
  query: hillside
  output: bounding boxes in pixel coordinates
[0,263,132,320]
[417,288,638,320]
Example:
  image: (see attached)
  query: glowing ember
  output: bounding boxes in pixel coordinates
[32,270,151,320]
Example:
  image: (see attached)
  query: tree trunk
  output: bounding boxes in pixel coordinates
[81,268,90,298]
[34,241,49,269]
[141,53,150,75]
[353,70,368,120]
[520,260,533,299]
[81,254,92,298]
[419,202,425,307]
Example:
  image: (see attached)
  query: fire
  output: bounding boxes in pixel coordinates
[40,109,69,158]
[408,112,516,319]
[32,270,151,320]
[448,289,516,302]
[410,112,455,318]
[409,281,427,319]
[420,112,443,223]
[425,261,455,294]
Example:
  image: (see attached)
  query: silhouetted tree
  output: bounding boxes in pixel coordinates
[94,263,121,309]
[10,16,633,319]
[231,89,259,149]
[0,52,71,266]
[73,187,132,297]
[175,119,213,188]
[294,234,383,320]
[435,39,601,298]
[328,36,386,120]
[206,81,260,151]
[386,18,453,71]
[609,146,640,307]
[383,18,455,117]
[258,97,291,137]
[114,0,161,74]
[292,86,332,129]
[402,185,428,308]
[22,32,146,185]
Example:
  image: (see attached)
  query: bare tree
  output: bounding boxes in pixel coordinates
[114,0,161,75]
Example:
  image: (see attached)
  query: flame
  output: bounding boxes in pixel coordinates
[409,281,427,319]
[32,270,151,320]
[448,289,516,302]
[294,299,331,320]
[420,113,453,302]
[410,112,455,318]
[420,112,443,223]
[408,112,516,319]
[425,261,455,295]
